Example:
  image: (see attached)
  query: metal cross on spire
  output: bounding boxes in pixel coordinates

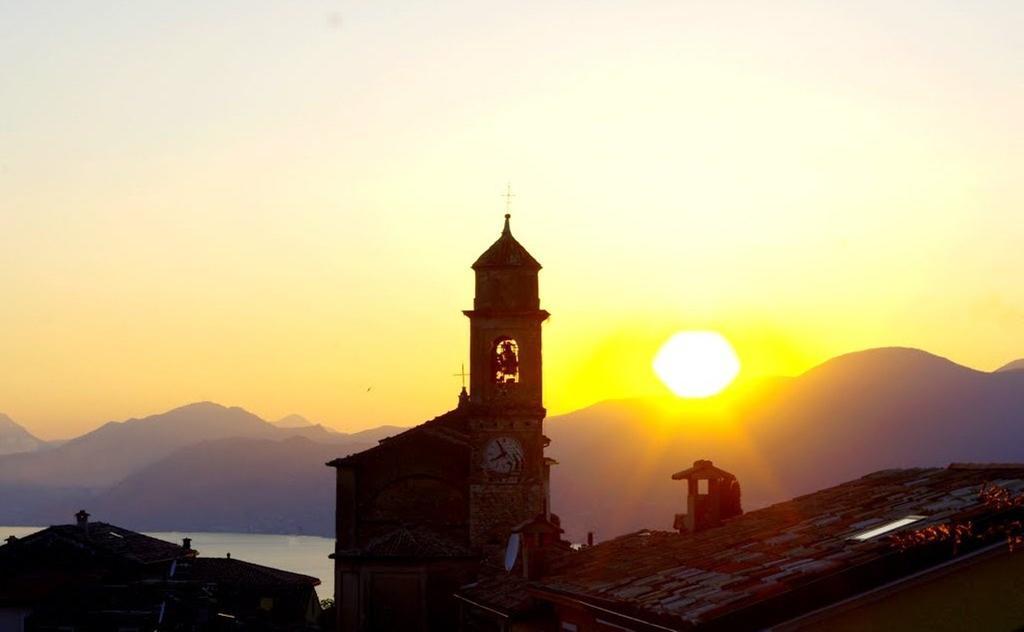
[501,182,515,215]
[452,363,469,388]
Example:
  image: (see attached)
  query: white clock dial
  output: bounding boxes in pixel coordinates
[484,436,524,475]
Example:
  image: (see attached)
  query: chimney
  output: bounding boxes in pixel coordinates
[512,513,564,580]
[586,531,594,547]
[671,460,742,534]
[75,509,91,535]
[182,537,192,551]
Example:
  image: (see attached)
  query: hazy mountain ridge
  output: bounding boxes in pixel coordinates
[88,436,370,535]
[0,402,403,533]
[997,358,1024,373]
[0,413,49,456]
[0,402,396,489]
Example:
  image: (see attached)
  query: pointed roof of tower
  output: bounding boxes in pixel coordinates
[472,215,542,270]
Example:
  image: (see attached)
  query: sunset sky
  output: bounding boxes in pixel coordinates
[2,2,1022,439]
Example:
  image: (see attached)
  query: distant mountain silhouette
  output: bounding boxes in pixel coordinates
[0,413,47,456]
[996,358,1024,373]
[273,413,406,444]
[547,347,1024,542]
[0,403,402,532]
[0,402,361,489]
[344,425,408,444]
[274,414,316,428]
[89,437,369,534]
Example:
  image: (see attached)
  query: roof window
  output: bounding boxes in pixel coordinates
[850,516,925,541]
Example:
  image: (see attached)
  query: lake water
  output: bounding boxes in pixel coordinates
[1,526,335,600]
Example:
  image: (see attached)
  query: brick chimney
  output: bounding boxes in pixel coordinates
[75,509,91,536]
[512,513,564,580]
[672,460,742,533]
[182,537,192,551]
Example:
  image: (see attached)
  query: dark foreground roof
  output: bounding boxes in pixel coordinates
[174,556,320,586]
[2,521,189,565]
[535,464,1024,629]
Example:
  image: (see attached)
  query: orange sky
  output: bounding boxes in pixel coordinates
[1,2,1022,439]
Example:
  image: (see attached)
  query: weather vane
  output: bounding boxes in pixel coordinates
[501,182,515,215]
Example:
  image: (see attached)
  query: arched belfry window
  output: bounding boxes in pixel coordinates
[492,337,520,384]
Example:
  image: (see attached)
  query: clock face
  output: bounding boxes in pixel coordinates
[484,436,524,475]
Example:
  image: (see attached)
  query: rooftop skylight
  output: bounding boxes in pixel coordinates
[849,516,925,541]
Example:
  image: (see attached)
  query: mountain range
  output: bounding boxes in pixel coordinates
[1,348,1023,542]
[0,413,48,456]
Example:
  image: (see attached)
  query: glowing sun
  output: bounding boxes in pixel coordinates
[653,331,741,398]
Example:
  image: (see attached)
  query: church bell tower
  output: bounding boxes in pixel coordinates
[465,214,550,550]
[465,214,549,410]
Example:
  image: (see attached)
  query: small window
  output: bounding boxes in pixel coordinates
[849,516,925,541]
[697,479,709,495]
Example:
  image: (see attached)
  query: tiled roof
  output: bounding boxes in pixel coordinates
[327,407,470,467]
[458,571,536,615]
[454,540,575,616]
[4,522,189,565]
[173,557,320,586]
[472,216,542,270]
[337,525,474,559]
[535,465,1024,629]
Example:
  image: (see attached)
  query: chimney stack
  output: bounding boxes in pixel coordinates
[671,460,742,534]
[75,509,91,536]
[512,513,564,580]
[586,531,594,547]
[182,537,192,551]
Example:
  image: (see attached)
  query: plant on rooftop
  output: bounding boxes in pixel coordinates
[889,483,1024,554]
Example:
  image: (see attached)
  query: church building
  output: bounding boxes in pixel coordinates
[328,214,557,631]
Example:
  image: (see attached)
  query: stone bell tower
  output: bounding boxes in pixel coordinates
[465,214,549,409]
[465,214,551,550]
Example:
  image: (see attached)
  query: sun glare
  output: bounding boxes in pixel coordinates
[653,331,741,398]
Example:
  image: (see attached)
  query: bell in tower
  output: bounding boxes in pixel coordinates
[464,214,549,410]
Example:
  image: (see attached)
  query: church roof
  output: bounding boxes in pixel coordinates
[326,407,471,467]
[472,215,542,271]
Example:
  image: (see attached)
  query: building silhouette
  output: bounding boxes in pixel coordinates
[0,511,322,630]
[328,215,558,631]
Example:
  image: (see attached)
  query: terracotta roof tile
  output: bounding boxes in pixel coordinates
[533,464,1024,628]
